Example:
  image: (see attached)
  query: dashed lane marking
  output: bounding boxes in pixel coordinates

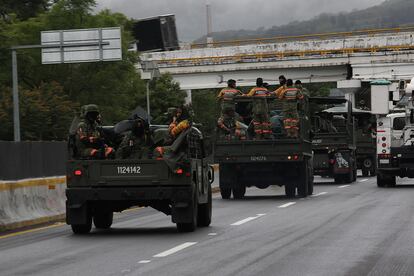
[338,185,351,188]
[311,192,328,197]
[208,233,217,236]
[230,213,266,226]
[137,260,151,264]
[358,179,369,183]
[278,202,296,208]
[153,242,197,258]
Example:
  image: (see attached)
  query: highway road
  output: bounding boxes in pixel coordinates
[1,175,414,276]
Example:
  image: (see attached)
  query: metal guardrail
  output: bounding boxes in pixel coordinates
[190,26,414,49]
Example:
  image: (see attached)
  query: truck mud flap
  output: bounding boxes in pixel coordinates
[66,200,89,225]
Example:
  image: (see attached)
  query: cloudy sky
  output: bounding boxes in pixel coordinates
[96,0,386,41]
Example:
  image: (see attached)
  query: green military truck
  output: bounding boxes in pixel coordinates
[310,98,357,183]
[355,113,376,176]
[66,124,213,234]
[214,96,314,199]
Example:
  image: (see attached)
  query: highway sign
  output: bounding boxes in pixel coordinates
[41,27,122,64]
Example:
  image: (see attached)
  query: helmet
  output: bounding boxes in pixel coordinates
[80,104,100,118]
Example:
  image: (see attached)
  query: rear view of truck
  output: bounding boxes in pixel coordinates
[66,126,213,234]
[214,96,313,199]
[310,98,357,184]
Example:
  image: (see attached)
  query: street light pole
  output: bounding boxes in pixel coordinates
[11,49,20,142]
[146,80,151,125]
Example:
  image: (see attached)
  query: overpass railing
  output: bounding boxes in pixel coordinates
[155,44,414,67]
[190,26,414,49]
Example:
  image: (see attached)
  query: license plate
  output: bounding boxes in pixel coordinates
[116,165,142,175]
[379,159,389,164]
[251,156,267,161]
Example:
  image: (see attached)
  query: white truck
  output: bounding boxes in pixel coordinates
[374,78,414,187]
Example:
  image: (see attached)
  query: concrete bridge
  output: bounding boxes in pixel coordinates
[138,27,414,92]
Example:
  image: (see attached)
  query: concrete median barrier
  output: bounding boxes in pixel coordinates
[0,177,66,231]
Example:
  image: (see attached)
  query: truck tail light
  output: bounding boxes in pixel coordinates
[329,159,336,165]
[175,168,183,175]
[382,143,387,148]
[74,169,82,176]
[293,155,299,160]
[381,137,386,141]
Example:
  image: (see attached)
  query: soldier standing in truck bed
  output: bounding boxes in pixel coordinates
[279,79,304,138]
[246,78,272,139]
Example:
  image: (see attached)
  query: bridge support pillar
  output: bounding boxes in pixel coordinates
[337,80,361,108]
[185,89,192,104]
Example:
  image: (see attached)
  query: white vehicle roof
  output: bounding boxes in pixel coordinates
[386,112,406,119]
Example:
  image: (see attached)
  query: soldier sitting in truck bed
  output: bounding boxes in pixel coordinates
[116,117,153,159]
[75,104,115,159]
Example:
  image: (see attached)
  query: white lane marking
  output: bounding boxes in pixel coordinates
[278,202,296,208]
[358,179,368,183]
[338,185,351,188]
[208,233,217,236]
[138,260,151,264]
[121,269,131,273]
[256,213,266,217]
[153,242,197,258]
[311,192,328,197]
[231,216,259,226]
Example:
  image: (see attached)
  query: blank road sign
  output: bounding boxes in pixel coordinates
[41,27,122,64]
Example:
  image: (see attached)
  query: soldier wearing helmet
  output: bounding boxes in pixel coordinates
[116,117,152,159]
[76,104,115,159]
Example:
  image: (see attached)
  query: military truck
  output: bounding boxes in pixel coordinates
[214,96,313,199]
[310,98,357,184]
[355,113,377,176]
[66,120,213,234]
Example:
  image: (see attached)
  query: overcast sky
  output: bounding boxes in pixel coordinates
[96,0,386,41]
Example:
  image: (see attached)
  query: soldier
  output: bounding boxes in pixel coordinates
[246,78,272,139]
[76,104,115,159]
[274,75,287,98]
[116,117,152,159]
[295,80,310,97]
[169,106,191,139]
[217,79,242,120]
[279,79,304,138]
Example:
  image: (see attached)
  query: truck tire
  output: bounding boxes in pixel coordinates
[362,169,369,177]
[197,185,212,227]
[71,213,92,234]
[297,164,309,198]
[93,212,113,229]
[220,188,232,199]
[334,175,342,184]
[233,186,246,199]
[387,175,396,187]
[307,159,314,195]
[343,170,354,184]
[285,184,296,198]
[377,173,395,187]
[177,193,198,232]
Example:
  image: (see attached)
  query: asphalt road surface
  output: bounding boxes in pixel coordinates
[1,175,414,276]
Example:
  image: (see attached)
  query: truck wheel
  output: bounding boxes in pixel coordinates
[297,167,309,198]
[233,186,246,199]
[93,212,113,229]
[377,174,396,187]
[220,187,232,199]
[343,170,353,184]
[71,213,92,234]
[197,185,212,227]
[386,175,396,187]
[362,169,369,177]
[177,193,198,232]
[353,168,357,182]
[334,175,342,184]
[285,184,296,198]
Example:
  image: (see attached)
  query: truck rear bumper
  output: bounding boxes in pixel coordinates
[66,186,193,205]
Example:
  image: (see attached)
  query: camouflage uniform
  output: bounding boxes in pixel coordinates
[76,104,114,159]
[116,132,151,160]
[279,88,304,138]
[217,86,242,120]
[247,87,272,139]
